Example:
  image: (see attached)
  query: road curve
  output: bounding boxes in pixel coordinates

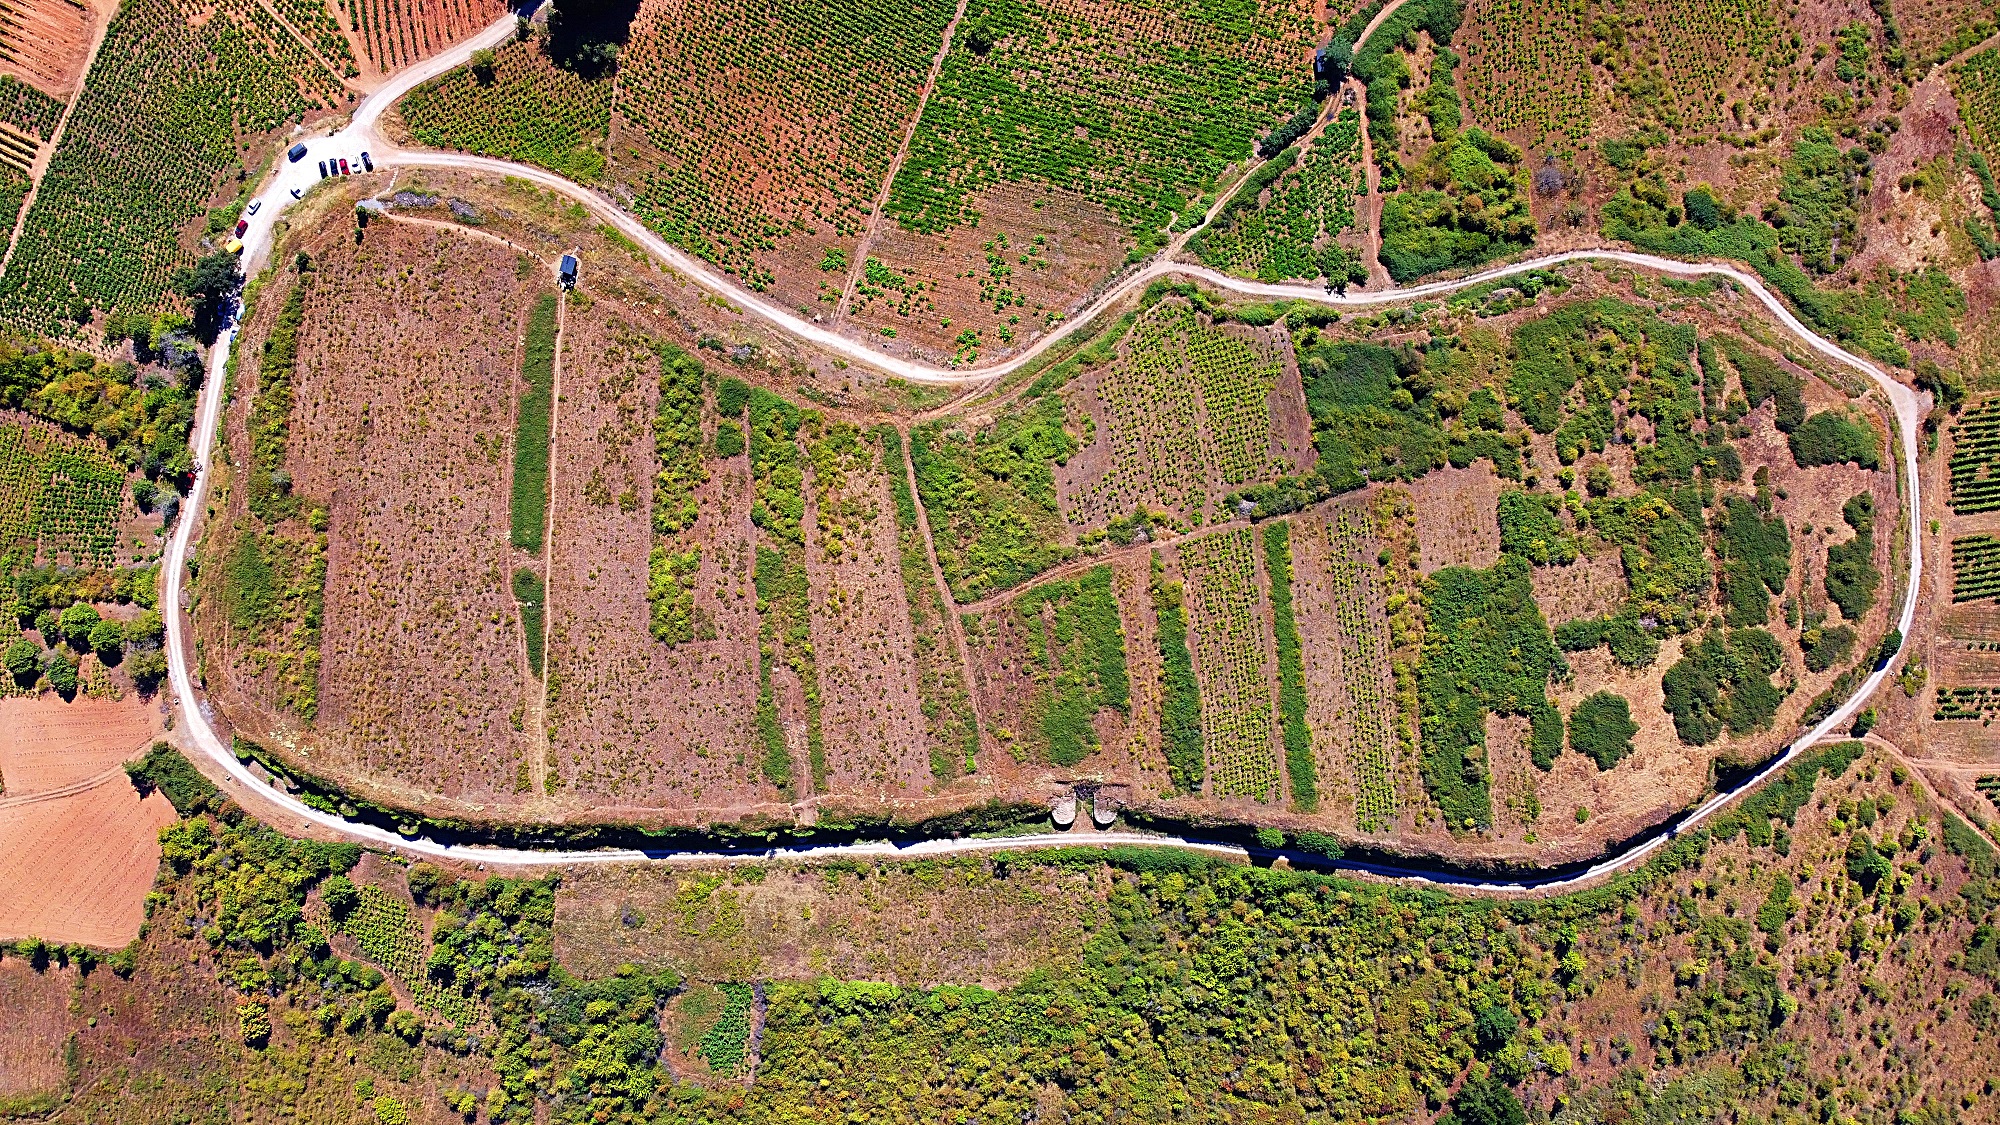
[158,14,1927,891]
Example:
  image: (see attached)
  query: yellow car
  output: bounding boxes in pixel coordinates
[225,238,243,254]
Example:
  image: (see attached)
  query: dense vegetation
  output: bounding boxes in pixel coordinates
[1191,108,1368,286]
[1009,565,1129,766]
[1377,126,1535,282]
[1713,495,1790,627]
[1660,628,1787,746]
[1568,691,1638,770]
[1788,409,1881,469]
[747,388,825,794]
[647,344,709,646]
[1418,554,1564,827]
[510,294,560,552]
[910,398,1076,601]
[1152,550,1205,793]
[1824,492,1879,623]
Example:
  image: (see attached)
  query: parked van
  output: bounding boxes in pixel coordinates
[287,143,308,162]
[225,238,243,254]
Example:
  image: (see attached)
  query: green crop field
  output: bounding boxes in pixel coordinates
[1178,527,1279,801]
[0,0,344,332]
[1324,506,1399,831]
[612,0,955,291]
[1935,685,2000,721]
[1457,0,1592,145]
[0,75,65,141]
[1954,535,2000,602]
[887,0,1315,252]
[397,36,613,182]
[1949,400,2000,514]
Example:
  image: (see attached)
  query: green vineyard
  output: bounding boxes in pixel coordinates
[0,0,344,332]
[1325,506,1399,831]
[1193,108,1367,283]
[1458,0,1593,145]
[0,419,127,569]
[1178,527,1279,801]
[1954,536,2000,602]
[1935,686,2000,721]
[1065,302,1285,529]
[1958,49,2000,172]
[887,0,1313,243]
[397,36,613,182]
[335,884,480,1028]
[1949,400,2000,514]
[0,75,64,140]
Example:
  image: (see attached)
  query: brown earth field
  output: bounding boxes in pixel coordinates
[199,194,1917,870]
[0,0,102,100]
[0,958,71,1110]
[841,183,1133,368]
[0,694,173,947]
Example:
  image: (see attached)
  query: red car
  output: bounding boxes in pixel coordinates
[234,218,247,236]
[339,158,350,175]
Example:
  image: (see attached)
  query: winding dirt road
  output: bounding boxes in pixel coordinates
[160,10,1928,891]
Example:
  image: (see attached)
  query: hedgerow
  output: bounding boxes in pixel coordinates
[513,568,545,678]
[510,294,559,551]
[1263,523,1315,809]
[1151,551,1204,793]
[748,389,824,794]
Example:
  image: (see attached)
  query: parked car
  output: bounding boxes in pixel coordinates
[360,151,373,172]
[225,238,243,254]
[287,143,308,162]
[339,158,349,175]
[318,160,327,178]
[246,200,260,216]
[234,219,247,236]
[289,187,301,199]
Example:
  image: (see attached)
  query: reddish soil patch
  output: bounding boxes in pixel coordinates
[0,959,70,1100]
[0,0,97,100]
[0,773,174,946]
[844,183,1131,366]
[543,302,768,815]
[0,694,159,794]
[802,436,931,799]
[211,220,542,809]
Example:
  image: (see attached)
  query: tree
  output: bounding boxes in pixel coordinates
[58,603,99,649]
[125,648,167,694]
[1846,833,1891,890]
[321,875,361,917]
[4,636,36,678]
[88,619,124,664]
[546,0,640,78]
[1446,1074,1526,1125]
[43,651,78,699]
[470,47,497,83]
[1473,1004,1519,1055]
[170,251,241,344]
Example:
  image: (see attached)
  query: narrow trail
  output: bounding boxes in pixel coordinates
[158,7,1928,893]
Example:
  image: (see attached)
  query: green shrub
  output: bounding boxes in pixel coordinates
[1661,629,1787,745]
[1152,552,1203,793]
[1264,524,1316,809]
[1011,566,1128,767]
[1714,495,1790,626]
[1824,492,1879,621]
[513,569,546,678]
[123,742,217,815]
[1569,691,1639,770]
[1788,410,1880,469]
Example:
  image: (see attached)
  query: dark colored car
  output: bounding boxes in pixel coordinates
[360,151,373,172]
[339,158,349,175]
[318,160,327,178]
[287,143,308,162]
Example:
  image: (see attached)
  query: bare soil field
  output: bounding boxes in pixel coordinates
[554,862,1111,986]
[0,959,70,1106]
[207,218,541,809]
[1405,465,1502,574]
[0,773,173,947]
[0,0,99,99]
[0,694,158,793]
[1530,547,1628,625]
[801,431,931,799]
[842,183,1130,365]
[543,299,768,814]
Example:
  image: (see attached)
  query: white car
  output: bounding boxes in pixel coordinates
[246,200,261,216]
